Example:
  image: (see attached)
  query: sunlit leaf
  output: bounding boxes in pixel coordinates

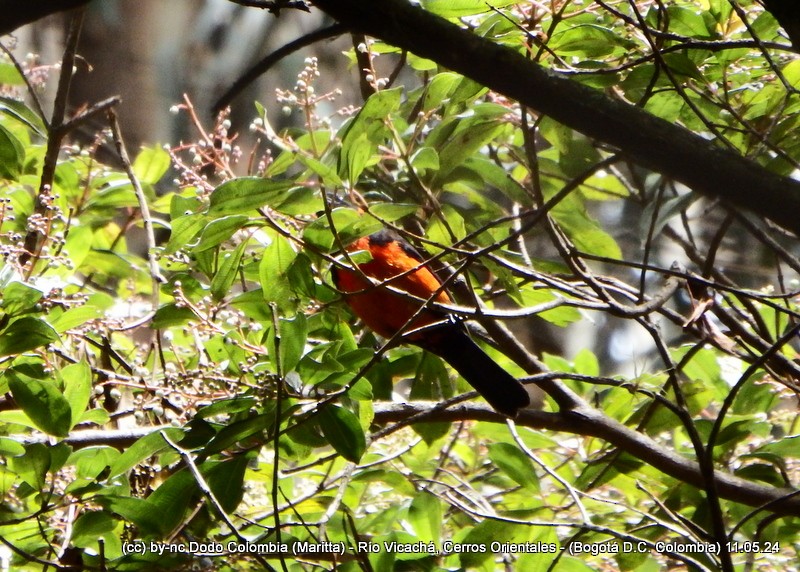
[133,146,171,185]
[208,178,294,215]
[8,371,71,437]
[0,317,59,356]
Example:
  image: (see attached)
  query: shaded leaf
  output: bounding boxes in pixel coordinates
[318,405,366,463]
[0,123,24,179]
[487,442,539,490]
[0,96,46,137]
[108,428,184,478]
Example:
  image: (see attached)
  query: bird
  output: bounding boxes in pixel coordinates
[331,229,530,417]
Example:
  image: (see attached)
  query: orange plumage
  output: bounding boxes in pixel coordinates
[333,229,530,416]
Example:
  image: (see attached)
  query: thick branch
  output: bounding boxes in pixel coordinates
[0,0,89,35]
[761,0,800,50]
[310,0,800,236]
[41,404,800,517]
[371,401,800,517]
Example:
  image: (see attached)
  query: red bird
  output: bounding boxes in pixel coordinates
[332,229,530,417]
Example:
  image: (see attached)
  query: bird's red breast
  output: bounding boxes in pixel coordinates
[331,228,530,416]
[332,230,450,342]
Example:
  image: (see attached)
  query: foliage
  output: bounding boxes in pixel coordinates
[0,1,799,571]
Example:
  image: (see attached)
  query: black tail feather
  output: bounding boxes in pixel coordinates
[423,327,530,416]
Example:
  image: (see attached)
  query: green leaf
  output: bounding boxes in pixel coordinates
[340,88,402,143]
[318,405,366,463]
[145,468,200,534]
[340,132,373,184]
[550,24,630,58]
[662,53,704,81]
[434,117,505,183]
[302,207,379,252]
[278,314,308,373]
[133,145,171,184]
[194,215,250,252]
[151,304,196,329]
[268,185,324,216]
[71,511,118,548]
[101,496,166,537]
[419,73,461,111]
[165,212,209,253]
[259,230,298,312]
[460,520,513,567]
[0,317,59,357]
[49,306,103,333]
[85,181,139,209]
[70,446,120,480]
[579,170,629,200]
[0,63,24,85]
[8,371,72,437]
[0,96,46,137]
[408,492,442,545]
[644,91,684,123]
[63,224,94,271]
[108,428,184,478]
[487,442,539,490]
[518,527,563,570]
[62,361,92,430]
[739,464,787,487]
[201,412,275,456]
[195,397,257,420]
[0,123,25,179]
[410,147,440,174]
[665,5,713,38]
[0,282,43,315]
[0,437,25,457]
[9,443,51,489]
[79,408,111,426]
[368,203,418,223]
[421,0,517,18]
[204,457,248,513]
[297,153,343,187]
[170,193,203,219]
[230,288,274,321]
[266,130,331,177]
[552,199,622,259]
[210,239,248,300]
[208,178,294,215]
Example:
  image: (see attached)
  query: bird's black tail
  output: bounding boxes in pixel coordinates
[423,327,530,417]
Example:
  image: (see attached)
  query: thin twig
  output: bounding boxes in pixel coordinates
[268,303,290,572]
[0,42,48,124]
[107,108,166,301]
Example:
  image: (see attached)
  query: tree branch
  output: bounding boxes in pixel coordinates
[310,0,800,236]
[370,401,800,518]
[761,0,800,50]
[0,0,89,35]
[37,402,800,517]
